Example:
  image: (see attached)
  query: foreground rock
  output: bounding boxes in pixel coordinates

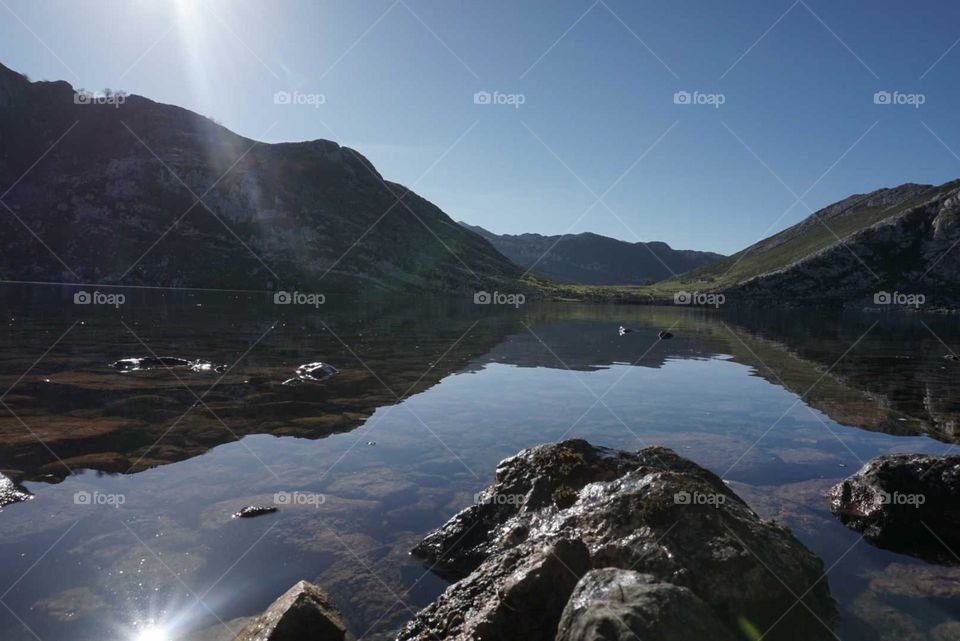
[233,580,353,641]
[830,453,960,565]
[402,439,836,641]
[0,473,31,508]
[555,569,736,641]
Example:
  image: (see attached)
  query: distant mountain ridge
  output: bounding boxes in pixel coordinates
[459,223,724,285]
[0,63,520,293]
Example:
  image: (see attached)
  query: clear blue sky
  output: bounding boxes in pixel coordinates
[3,0,960,254]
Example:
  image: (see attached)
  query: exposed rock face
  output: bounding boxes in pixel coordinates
[726,181,960,306]
[400,538,590,641]
[554,569,736,641]
[402,440,837,641]
[830,454,960,564]
[233,580,353,641]
[0,473,32,508]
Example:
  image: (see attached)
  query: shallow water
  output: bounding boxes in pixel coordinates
[0,286,957,641]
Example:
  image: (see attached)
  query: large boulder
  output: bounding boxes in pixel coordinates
[830,453,960,565]
[555,569,736,641]
[402,440,837,641]
[413,439,650,579]
[400,538,589,641]
[233,580,353,641]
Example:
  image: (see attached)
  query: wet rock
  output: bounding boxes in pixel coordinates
[412,439,654,579]
[110,357,226,373]
[233,580,353,641]
[405,440,836,641]
[232,505,278,519]
[555,569,736,641]
[110,356,191,371]
[0,472,32,508]
[830,453,960,564]
[282,362,338,386]
[399,538,589,641]
[658,330,673,339]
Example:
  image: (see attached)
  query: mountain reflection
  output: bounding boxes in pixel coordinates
[2,287,958,487]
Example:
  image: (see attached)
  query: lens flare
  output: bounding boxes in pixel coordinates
[134,626,169,641]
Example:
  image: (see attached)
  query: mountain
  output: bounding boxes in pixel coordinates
[459,223,724,285]
[659,180,960,307]
[0,63,520,293]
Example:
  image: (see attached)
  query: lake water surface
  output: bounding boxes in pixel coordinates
[0,286,957,641]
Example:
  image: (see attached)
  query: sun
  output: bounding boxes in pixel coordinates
[134,626,169,641]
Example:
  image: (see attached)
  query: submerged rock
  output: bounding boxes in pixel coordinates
[282,362,338,386]
[232,505,278,519]
[0,473,32,508]
[830,453,960,565]
[555,569,736,641]
[110,357,226,373]
[233,580,353,641]
[402,439,836,641]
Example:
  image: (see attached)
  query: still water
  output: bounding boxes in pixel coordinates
[0,287,957,641]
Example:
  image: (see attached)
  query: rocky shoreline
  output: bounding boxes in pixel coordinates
[223,440,960,641]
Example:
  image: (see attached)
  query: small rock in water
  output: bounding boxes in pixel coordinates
[658,330,673,339]
[618,325,631,336]
[110,357,226,373]
[944,354,960,361]
[0,473,32,508]
[283,362,338,385]
[366,441,377,446]
[233,505,278,519]
[830,453,960,565]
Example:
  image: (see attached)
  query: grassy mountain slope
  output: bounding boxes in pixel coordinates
[549,180,960,307]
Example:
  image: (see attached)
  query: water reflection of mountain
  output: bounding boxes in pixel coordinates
[3,290,958,486]
[469,305,960,444]
[715,309,960,444]
[0,291,525,483]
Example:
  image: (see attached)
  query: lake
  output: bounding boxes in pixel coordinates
[0,286,957,641]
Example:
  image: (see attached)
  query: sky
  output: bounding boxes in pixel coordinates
[2,0,960,255]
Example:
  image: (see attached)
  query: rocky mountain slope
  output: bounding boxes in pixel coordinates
[0,63,520,293]
[460,223,723,285]
[663,181,960,306]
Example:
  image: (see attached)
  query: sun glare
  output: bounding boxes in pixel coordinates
[134,625,169,641]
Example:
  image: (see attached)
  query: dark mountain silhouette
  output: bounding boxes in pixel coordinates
[459,223,724,285]
[0,63,520,293]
